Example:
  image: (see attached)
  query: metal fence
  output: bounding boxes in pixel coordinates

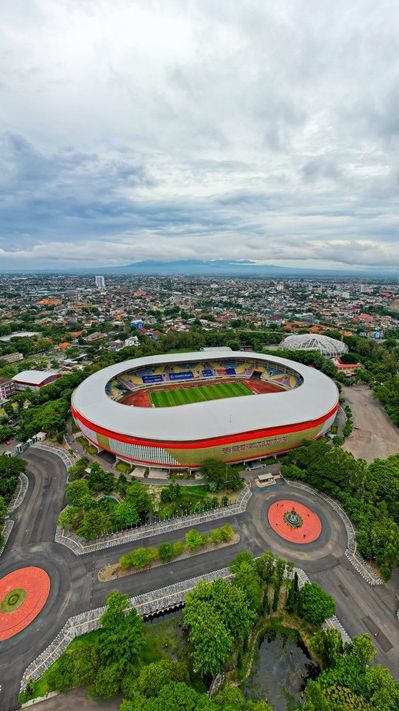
[20,560,351,692]
[31,442,75,469]
[9,472,29,513]
[20,567,232,690]
[0,519,14,556]
[56,485,252,555]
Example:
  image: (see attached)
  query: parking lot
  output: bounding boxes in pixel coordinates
[342,385,399,462]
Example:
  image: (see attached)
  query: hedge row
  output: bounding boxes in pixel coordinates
[119,524,235,570]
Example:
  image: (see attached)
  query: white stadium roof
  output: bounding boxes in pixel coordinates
[72,350,338,442]
[281,334,348,357]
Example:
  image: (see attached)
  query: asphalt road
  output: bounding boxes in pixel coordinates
[0,449,398,710]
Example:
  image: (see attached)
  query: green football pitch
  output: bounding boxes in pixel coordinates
[149,380,253,408]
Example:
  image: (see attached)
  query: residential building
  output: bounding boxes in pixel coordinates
[0,377,16,400]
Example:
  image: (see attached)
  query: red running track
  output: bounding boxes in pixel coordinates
[122,378,284,408]
[267,499,322,544]
[0,567,50,640]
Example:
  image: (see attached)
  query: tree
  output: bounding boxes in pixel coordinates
[46,653,76,692]
[3,402,14,419]
[367,456,399,523]
[365,664,399,711]
[218,524,234,542]
[87,463,114,494]
[99,592,144,675]
[112,500,140,527]
[65,479,90,508]
[297,583,335,626]
[148,681,217,710]
[89,662,121,699]
[255,551,275,584]
[0,425,13,443]
[348,634,376,667]
[311,628,343,669]
[285,572,299,614]
[160,483,181,503]
[77,507,110,539]
[126,481,153,517]
[185,579,255,643]
[211,528,223,544]
[0,455,25,501]
[271,557,286,611]
[67,457,88,481]
[58,505,82,530]
[308,633,399,710]
[173,540,185,556]
[231,560,261,613]
[184,599,233,677]
[136,659,188,697]
[214,685,272,710]
[200,459,243,492]
[47,644,99,692]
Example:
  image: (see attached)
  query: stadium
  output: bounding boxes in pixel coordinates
[281,333,348,357]
[71,350,339,469]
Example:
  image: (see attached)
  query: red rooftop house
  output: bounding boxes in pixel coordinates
[12,370,61,391]
[333,357,362,377]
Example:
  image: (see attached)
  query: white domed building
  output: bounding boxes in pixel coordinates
[281,334,348,358]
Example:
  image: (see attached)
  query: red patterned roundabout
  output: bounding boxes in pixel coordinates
[0,566,50,640]
[268,499,322,544]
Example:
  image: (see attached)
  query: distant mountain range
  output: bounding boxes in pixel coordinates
[1,259,398,279]
[82,259,398,278]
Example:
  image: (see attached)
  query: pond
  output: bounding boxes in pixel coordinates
[98,495,120,504]
[242,631,319,711]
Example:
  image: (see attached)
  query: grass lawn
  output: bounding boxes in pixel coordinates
[179,485,208,500]
[149,380,253,408]
[0,588,26,612]
[19,630,101,703]
[158,484,210,517]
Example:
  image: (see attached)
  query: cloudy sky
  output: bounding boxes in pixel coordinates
[1,0,399,271]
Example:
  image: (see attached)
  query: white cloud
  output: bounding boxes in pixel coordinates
[0,0,399,269]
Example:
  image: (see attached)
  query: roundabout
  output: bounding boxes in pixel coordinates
[267,499,322,544]
[0,567,50,640]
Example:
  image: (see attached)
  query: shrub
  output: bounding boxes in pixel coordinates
[219,524,234,542]
[129,547,155,569]
[158,542,175,560]
[120,546,158,569]
[211,528,223,544]
[172,540,185,557]
[119,553,134,569]
[185,529,208,550]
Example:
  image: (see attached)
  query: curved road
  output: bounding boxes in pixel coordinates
[0,449,398,710]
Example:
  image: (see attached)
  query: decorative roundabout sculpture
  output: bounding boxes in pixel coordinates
[0,567,50,640]
[267,499,322,544]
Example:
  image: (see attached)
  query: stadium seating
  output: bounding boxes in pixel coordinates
[109,358,302,399]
